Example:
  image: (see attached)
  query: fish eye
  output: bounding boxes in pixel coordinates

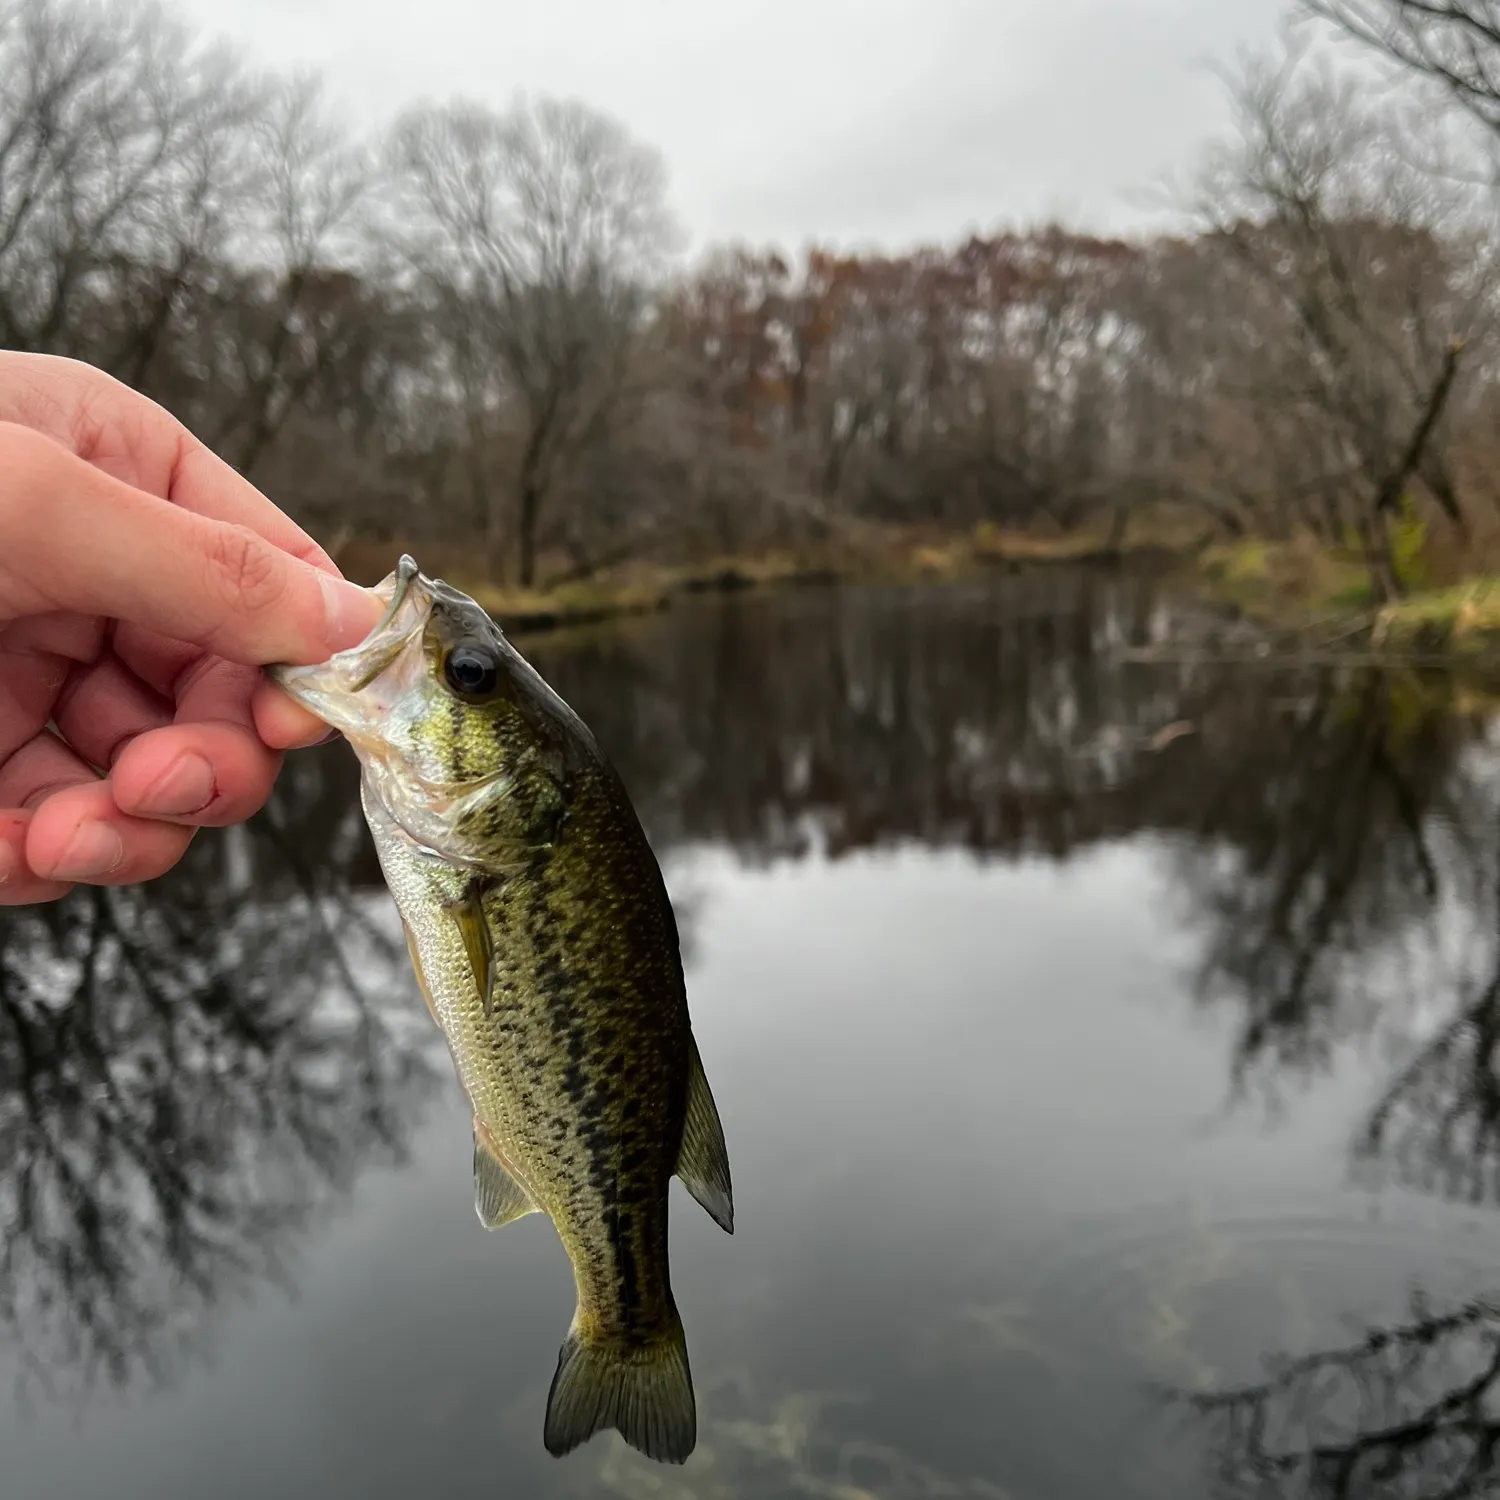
[442,640,501,699]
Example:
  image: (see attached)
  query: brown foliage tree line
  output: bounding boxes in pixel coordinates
[3,0,1500,592]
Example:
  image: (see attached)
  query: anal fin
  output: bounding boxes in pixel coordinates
[675,1035,734,1234]
[473,1120,540,1230]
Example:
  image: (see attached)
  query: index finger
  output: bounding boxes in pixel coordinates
[171,434,342,574]
[0,423,381,665]
[0,352,340,574]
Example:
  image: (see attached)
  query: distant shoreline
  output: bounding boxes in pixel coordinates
[446,528,1500,677]
[333,524,1191,638]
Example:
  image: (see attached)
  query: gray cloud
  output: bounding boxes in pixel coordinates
[176,0,1295,253]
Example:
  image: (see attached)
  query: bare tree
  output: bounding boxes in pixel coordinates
[1309,0,1500,135]
[205,74,373,480]
[383,95,676,584]
[0,0,260,370]
[1186,38,1498,595]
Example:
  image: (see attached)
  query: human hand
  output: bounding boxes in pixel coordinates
[0,352,384,903]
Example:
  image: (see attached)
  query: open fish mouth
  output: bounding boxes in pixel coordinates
[267,554,434,742]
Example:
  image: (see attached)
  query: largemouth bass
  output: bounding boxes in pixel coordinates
[268,556,732,1465]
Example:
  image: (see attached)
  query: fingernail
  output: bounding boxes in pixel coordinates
[51,822,125,880]
[136,753,215,816]
[320,574,383,653]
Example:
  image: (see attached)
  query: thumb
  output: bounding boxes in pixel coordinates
[1,422,382,664]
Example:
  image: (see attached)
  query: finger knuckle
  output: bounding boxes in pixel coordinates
[0,422,60,505]
[0,426,71,566]
[203,524,288,617]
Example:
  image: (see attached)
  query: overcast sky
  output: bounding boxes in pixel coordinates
[174,0,1305,256]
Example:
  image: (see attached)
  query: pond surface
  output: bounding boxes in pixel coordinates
[3,571,1500,1499]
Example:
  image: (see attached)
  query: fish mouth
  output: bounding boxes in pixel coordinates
[267,554,433,743]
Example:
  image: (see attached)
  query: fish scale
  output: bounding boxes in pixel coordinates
[269,556,733,1466]
[377,776,687,1334]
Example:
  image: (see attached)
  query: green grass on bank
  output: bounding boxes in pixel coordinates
[1375,579,1500,654]
[1195,531,1500,660]
[1197,537,1376,616]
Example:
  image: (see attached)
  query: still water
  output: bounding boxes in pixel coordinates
[3,571,1500,1499]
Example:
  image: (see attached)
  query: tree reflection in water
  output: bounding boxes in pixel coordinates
[534,581,1500,1495]
[0,571,1239,1421]
[1163,669,1498,1101]
[1096,634,1500,1494]
[4,571,1500,1490]
[1175,763,1500,1495]
[524,573,1248,863]
[0,745,443,1403]
[1179,1292,1500,1499]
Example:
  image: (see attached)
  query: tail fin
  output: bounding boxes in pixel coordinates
[543,1313,696,1465]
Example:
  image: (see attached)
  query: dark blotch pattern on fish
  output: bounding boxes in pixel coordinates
[335,569,723,1464]
[451,761,690,1347]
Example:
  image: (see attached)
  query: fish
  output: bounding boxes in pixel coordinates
[267,555,732,1466]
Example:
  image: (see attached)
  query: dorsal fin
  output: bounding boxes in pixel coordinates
[675,1035,733,1234]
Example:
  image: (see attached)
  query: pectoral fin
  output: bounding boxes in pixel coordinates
[443,881,496,1018]
[675,1036,734,1234]
[473,1121,539,1230]
[399,918,441,1028]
